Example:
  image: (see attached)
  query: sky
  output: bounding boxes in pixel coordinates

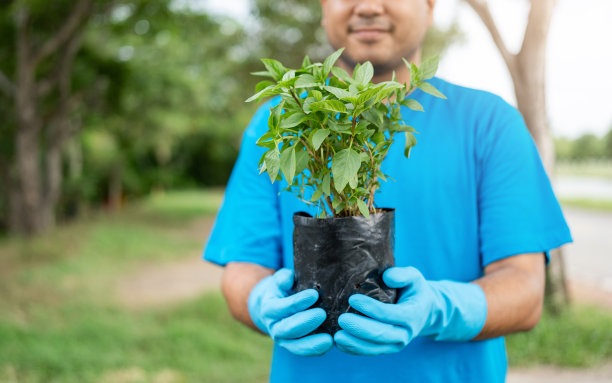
[197,0,612,138]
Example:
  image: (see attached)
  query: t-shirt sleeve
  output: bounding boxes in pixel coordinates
[203,101,283,269]
[475,96,572,266]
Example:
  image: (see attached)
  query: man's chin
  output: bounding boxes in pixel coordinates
[345,50,396,70]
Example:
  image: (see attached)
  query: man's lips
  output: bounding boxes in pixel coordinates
[349,26,391,42]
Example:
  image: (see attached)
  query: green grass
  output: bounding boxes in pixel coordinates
[560,198,612,212]
[0,294,272,383]
[1,188,611,382]
[556,161,612,179]
[138,188,225,221]
[507,305,612,367]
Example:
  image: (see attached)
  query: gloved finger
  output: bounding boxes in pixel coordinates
[338,313,410,346]
[348,294,409,326]
[264,289,319,320]
[270,308,326,340]
[334,330,405,356]
[277,333,333,357]
[382,267,425,289]
[273,268,295,292]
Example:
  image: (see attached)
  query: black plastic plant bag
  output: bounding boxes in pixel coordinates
[292,209,397,335]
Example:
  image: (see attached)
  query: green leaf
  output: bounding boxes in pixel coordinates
[272,101,284,130]
[357,199,370,218]
[309,100,347,114]
[245,85,277,103]
[255,80,275,94]
[295,149,309,175]
[404,132,417,158]
[311,189,323,202]
[261,58,287,81]
[323,47,345,76]
[331,66,353,83]
[349,174,358,189]
[280,145,296,184]
[282,70,296,82]
[327,119,352,134]
[332,148,361,193]
[418,82,447,99]
[264,147,280,182]
[354,61,374,85]
[251,70,274,78]
[323,86,352,99]
[279,112,307,129]
[312,129,330,150]
[391,124,416,133]
[419,55,439,80]
[322,173,331,195]
[295,74,318,88]
[311,90,323,101]
[402,99,424,112]
[302,55,311,68]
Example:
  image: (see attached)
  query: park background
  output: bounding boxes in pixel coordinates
[0,0,611,382]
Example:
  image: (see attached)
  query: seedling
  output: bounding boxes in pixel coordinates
[247,48,445,218]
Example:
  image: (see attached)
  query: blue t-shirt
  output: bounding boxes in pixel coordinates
[204,78,572,382]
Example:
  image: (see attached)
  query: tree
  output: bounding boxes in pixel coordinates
[0,0,105,235]
[605,125,612,159]
[464,0,569,311]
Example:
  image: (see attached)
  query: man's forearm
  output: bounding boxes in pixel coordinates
[221,262,275,332]
[472,252,546,340]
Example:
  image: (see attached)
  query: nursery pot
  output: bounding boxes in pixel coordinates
[292,209,397,335]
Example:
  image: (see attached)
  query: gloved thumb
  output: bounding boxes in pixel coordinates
[383,267,425,289]
[273,268,295,292]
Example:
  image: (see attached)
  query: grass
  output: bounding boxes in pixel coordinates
[0,294,272,383]
[560,198,612,212]
[0,188,274,383]
[507,305,612,367]
[0,188,611,382]
[556,160,612,179]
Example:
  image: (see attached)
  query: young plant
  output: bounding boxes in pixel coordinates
[247,48,445,218]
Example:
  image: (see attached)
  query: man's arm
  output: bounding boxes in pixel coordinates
[221,262,274,332]
[473,252,546,339]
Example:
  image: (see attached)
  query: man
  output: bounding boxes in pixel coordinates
[204,0,572,381]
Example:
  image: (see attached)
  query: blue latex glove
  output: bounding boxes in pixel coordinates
[248,268,333,356]
[334,267,487,355]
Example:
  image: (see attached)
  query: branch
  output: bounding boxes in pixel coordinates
[0,70,15,97]
[463,0,515,70]
[32,0,93,66]
[518,0,556,63]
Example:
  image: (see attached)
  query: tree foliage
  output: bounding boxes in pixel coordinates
[0,1,461,234]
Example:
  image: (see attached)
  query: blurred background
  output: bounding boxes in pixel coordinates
[0,0,610,382]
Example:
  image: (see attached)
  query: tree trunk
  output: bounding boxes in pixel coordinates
[13,7,44,235]
[465,0,569,312]
[7,2,92,236]
[108,164,123,211]
[41,139,62,229]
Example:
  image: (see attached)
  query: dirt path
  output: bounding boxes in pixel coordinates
[116,254,223,309]
[115,217,223,309]
[507,364,612,382]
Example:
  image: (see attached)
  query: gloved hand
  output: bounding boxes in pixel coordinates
[248,268,333,356]
[334,267,487,355]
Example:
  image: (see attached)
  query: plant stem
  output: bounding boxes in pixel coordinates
[290,89,302,108]
[325,196,337,217]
